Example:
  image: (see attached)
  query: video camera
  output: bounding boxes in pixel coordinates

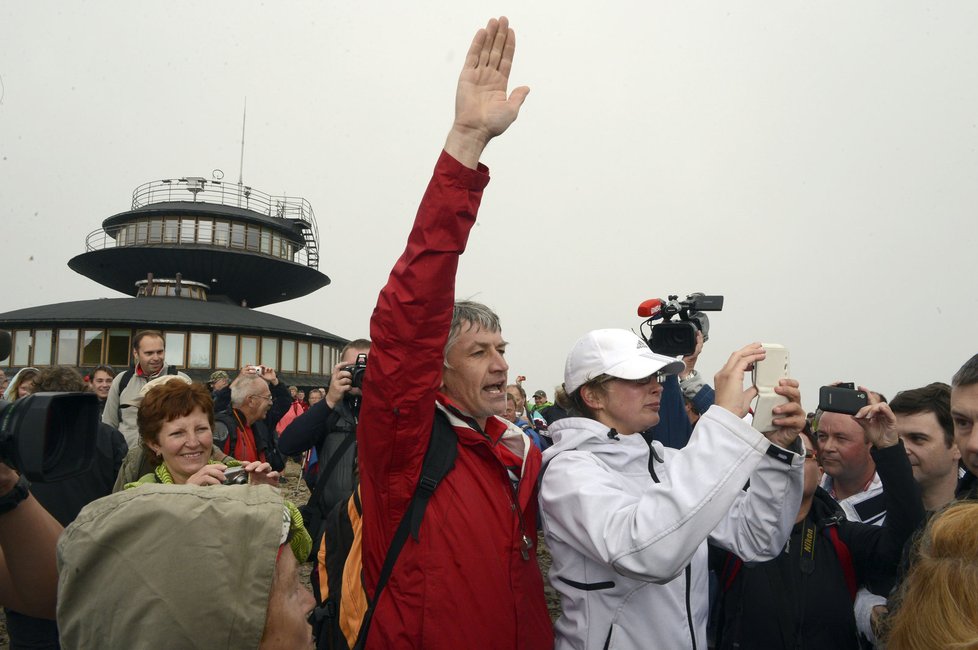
[0,330,98,481]
[636,293,724,357]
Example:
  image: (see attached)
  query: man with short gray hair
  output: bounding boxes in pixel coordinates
[213,366,289,471]
[355,16,551,649]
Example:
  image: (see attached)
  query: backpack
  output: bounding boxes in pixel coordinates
[117,365,178,421]
[213,410,286,472]
[308,410,458,650]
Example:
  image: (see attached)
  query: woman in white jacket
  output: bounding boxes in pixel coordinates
[539,329,806,650]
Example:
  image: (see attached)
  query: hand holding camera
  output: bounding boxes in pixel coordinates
[326,353,367,409]
[751,344,790,433]
[852,388,899,449]
[239,461,281,486]
[761,379,806,450]
[714,343,766,418]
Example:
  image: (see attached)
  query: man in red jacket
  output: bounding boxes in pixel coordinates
[356,16,552,650]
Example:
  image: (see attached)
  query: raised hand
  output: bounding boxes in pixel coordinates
[446,16,530,168]
[854,387,900,448]
[767,379,806,449]
[714,343,766,418]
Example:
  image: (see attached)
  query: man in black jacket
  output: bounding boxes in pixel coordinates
[5,366,127,650]
[279,339,370,520]
[712,395,924,650]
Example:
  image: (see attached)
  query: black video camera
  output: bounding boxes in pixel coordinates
[637,293,724,357]
[341,353,368,389]
[0,392,100,481]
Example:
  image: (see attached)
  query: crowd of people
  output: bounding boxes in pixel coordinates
[1,15,976,650]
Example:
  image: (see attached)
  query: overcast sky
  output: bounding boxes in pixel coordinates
[1,2,976,408]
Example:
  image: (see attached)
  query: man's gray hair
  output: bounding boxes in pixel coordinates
[952,354,978,388]
[230,374,266,407]
[445,300,501,359]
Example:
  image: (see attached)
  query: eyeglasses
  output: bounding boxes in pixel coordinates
[251,394,273,403]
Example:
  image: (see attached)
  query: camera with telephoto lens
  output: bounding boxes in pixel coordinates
[341,353,368,389]
[636,293,724,357]
[223,466,248,485]
[0,331,99,481]
[0,392,100,481]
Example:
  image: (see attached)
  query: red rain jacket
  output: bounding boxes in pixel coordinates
[357,151,553,649]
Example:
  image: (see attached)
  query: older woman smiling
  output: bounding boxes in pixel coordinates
[129,380,280,487]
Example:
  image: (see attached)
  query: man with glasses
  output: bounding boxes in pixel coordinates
[214,366,289,470]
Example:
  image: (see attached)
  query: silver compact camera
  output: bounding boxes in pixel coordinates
[223,466,248,485]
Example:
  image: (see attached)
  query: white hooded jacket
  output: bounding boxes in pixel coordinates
[539,405,804,650]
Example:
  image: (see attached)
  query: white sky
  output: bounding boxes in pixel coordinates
[1,2,976,409]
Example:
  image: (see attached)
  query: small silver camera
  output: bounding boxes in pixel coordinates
[223,466,248,485]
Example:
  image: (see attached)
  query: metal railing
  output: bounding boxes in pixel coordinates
[111,177,322,268]
[83,214,317,268]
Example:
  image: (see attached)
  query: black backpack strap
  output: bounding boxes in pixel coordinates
[116,368,136,421]
[118,368,135,393]
[309,432,357,514]
[213,411,238,456]
[407,411,458,541]
[353,410,458,650]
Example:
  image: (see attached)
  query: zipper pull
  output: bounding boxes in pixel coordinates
[520,534,533,560]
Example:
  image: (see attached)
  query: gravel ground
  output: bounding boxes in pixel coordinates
[0,460,560,649]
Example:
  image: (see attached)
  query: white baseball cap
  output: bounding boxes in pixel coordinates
[564,329,686,394]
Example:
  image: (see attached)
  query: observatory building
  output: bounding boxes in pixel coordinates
[0,175,346,386]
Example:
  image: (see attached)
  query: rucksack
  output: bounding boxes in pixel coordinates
[213,410,286,472]
[117,365,178,421]
[308,409,458,650]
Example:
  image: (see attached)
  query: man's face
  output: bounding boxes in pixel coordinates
[504,398,519,423]
[802,435,823,499]
[951,383,978,476]
[308,390,322,406]
[91,370,114,400]
[815,412,874,483]
[245,384,274,424]
[259,548,315,649]
[896,410,960,489]
[506,385,525,414]
[442,323,508,428]
[533,394,546,407]
[134,336,166,375]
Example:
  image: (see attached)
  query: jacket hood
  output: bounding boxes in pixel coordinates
[57,484,287,649]
[542,416,650,471]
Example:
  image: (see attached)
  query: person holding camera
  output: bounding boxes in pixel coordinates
[279,339,369,562]
[212,366,290,471]
[125,380,282,489]
[712,397,924,650]
[3,366,128,649]
[0,461,62,622]
[539,331,806,650]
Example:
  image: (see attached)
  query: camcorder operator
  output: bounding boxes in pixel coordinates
[636,294,724,449]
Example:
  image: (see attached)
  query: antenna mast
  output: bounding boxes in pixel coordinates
[238,98,247,186]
